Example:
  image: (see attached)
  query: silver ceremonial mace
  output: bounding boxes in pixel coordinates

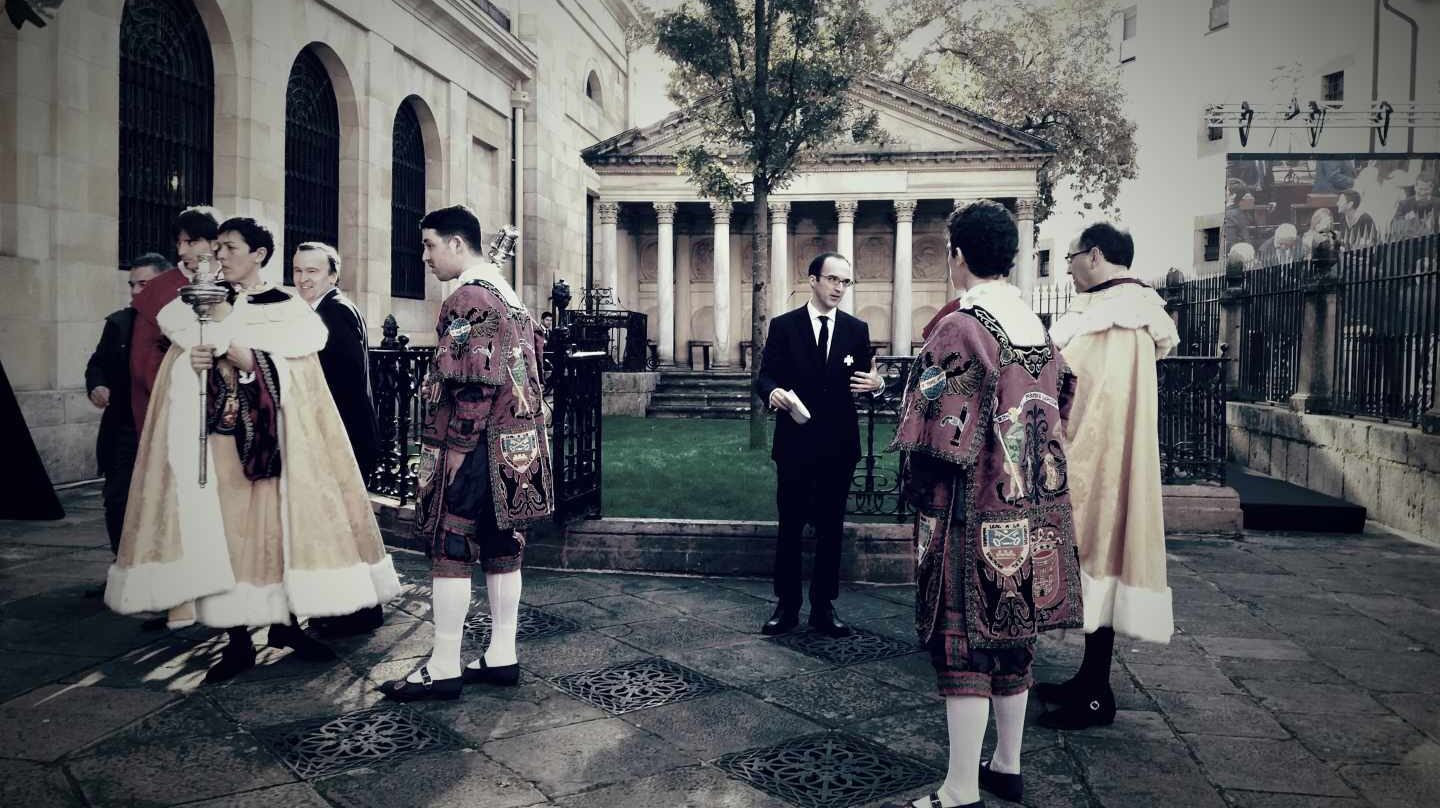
[179,254,230,487]
[488,224,519,264]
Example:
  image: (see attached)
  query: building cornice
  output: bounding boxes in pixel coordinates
[586,149,1051,172]
[395,0,539,82]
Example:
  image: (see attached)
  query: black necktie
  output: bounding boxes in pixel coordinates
[817,315,830,364]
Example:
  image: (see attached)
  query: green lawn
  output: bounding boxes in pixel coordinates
[601,416,900,521]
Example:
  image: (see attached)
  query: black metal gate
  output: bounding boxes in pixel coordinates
[283,47,340,284]
[118,0,213,266]
[548,330,605,521]
[390,101,426,300]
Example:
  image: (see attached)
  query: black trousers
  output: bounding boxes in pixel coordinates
[102,428,139,556]
[774,458,856,609]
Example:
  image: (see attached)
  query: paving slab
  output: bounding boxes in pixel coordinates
[1192,635,1312,660]
[542,593,686,628]
[756,667,935,727]
[598,616,753,655]
[0,683,176,762]
[410,679,609,743]
[520,630,652,678]
[666,638,831,686]
[624,690,824,760]
[207,665,383,725]
[66,731,295,806]
[1310,647,1440,693]
[184,782,334,808]
[1150,691,1290,738]
[311,749,547,808]
[73,693,241,758]
[551,764,791,808]
[1184,735,1354,797]
[1276,712,1440,764]
[1223,792,1365,808]
[1240,679,1389,715]
[482,717,693,797]
[0,759,85,807]
[1340,761,1440,808]
[1125,661,1242,694]
[0,649,104,700]
[1068,736,1227,808]
[1379,693,1440,742]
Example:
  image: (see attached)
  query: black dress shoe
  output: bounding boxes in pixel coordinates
[462,657,520,687]
[808,607,851,637]
[979,759,1023,802]
[880,792,982,808]
[204,641,256,684]
[379,666,462,702]
[268,622,337,662]
[1033,675,1084,705]
[141,616,168,631]
[761,606,800,636]
[1037,686,1116,730]
[311,606,385,639]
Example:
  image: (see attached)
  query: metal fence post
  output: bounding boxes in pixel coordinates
[1218,257,1247,395]
[1289,237,1341,414]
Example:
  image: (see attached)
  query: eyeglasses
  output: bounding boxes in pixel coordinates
[1065,248,1090,262]
[819,274,854,288]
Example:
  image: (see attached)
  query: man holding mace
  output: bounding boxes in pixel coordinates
[105,216,401,684]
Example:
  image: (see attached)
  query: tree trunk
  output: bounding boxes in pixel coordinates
[749,185,770,449]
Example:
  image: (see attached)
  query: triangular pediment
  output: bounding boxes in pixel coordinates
[583,76,1052,164]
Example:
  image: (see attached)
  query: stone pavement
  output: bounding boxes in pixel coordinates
[4,486,1440,807]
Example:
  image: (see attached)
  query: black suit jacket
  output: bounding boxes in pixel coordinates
[755,305,874,466]
[315,289,378,477]
[85,307,136,472]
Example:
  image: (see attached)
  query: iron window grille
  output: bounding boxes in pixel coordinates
[118,0,214,268]
[391,101,426,300]
[283,48,340,286]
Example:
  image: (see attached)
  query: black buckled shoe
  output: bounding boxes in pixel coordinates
[203,640,256,685]
[462,657,519,687]
[311,606,385,639]
[761,605,800,636]
[1033,675,1084,706]
[808,606,851,638]
[379,666,462,702]
[1037,686,1116,730]
[979,760,1023,802]
[880,793,982,808]
[268,622,337,662]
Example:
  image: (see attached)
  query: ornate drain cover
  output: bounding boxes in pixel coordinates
[465,604,580,643]
[255,706,464,779]
[550,658,728,715]
[769,627,917,666]
[714,732,938,808]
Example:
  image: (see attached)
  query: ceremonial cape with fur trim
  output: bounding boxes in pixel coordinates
[105,284,401,628]
[1051,281,1178,644]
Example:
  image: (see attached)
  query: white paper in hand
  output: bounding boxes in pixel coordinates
[786,390,811,424]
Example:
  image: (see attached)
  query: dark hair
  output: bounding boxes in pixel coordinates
[217,217,276,267]
[807,251,849,278]
[1077,222,1134,268]
[296,241,341,277]
[170,205,221,242]
[128,252,174,272]
[419,205,484,253]
[946,200,1017,278]
[1340,189,1362,208]
[541,311,554,319]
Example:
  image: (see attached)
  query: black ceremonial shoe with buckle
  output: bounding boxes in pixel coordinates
[379,666,462,702]
[267,621,337,662]
[1032,675,1085,706]
[462,657,520,687]
[1037,686,1116,730]
[979,759,1024,802]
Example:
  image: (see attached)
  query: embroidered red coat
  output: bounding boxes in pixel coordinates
[416,278,553,536]
[892,304,1084,649]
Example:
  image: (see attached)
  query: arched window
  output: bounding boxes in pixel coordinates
[585,71,602,106]
[283,48,339,285]
[391,101,426,299]
[118,0,213,267]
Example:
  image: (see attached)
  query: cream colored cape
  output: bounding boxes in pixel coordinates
[1050,281,1179,643]
[105,286,401,628]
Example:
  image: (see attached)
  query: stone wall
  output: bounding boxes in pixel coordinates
[601,372,657,416]
[1228,402,1440,540]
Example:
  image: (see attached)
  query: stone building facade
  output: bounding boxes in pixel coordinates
[582,77,1052,367]
[1,0,638,485]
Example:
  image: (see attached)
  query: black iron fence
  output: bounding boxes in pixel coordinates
[1234,260,1305,404]
[848,356,912,522]
[1169,274,1225,357]
[568,310,653,372]
[368,329,431,505]
[1333,233,1440,425]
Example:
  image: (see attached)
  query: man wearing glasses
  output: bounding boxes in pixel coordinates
[756,252,884,637]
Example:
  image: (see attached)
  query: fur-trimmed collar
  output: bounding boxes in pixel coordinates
[1050,282,1178,358]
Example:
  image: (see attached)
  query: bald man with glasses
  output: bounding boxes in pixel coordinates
[755,252,884,637]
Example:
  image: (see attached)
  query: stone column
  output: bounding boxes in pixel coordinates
[769,201,791,320]
[711,201,733,366]
[891,199,917,355]
[1014,197,1038,306]
[835,199,858,314]
[1289,239,1340,414]
[510,86,529,307]
[597,202,620,300]
[654,202,677,365]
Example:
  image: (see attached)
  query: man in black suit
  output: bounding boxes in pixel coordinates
[756,252,885,637]
[86,253,168,555]
[293,241,383,637]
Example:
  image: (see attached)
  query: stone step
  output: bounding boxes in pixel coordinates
[654,376,753,391]
[646,403,753,419]
[649,391,752,405]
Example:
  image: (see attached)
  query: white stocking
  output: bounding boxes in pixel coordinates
[916,696,987,807]
[989,690,1028,775]
[409,576,469,682]
[474,570,521,668]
